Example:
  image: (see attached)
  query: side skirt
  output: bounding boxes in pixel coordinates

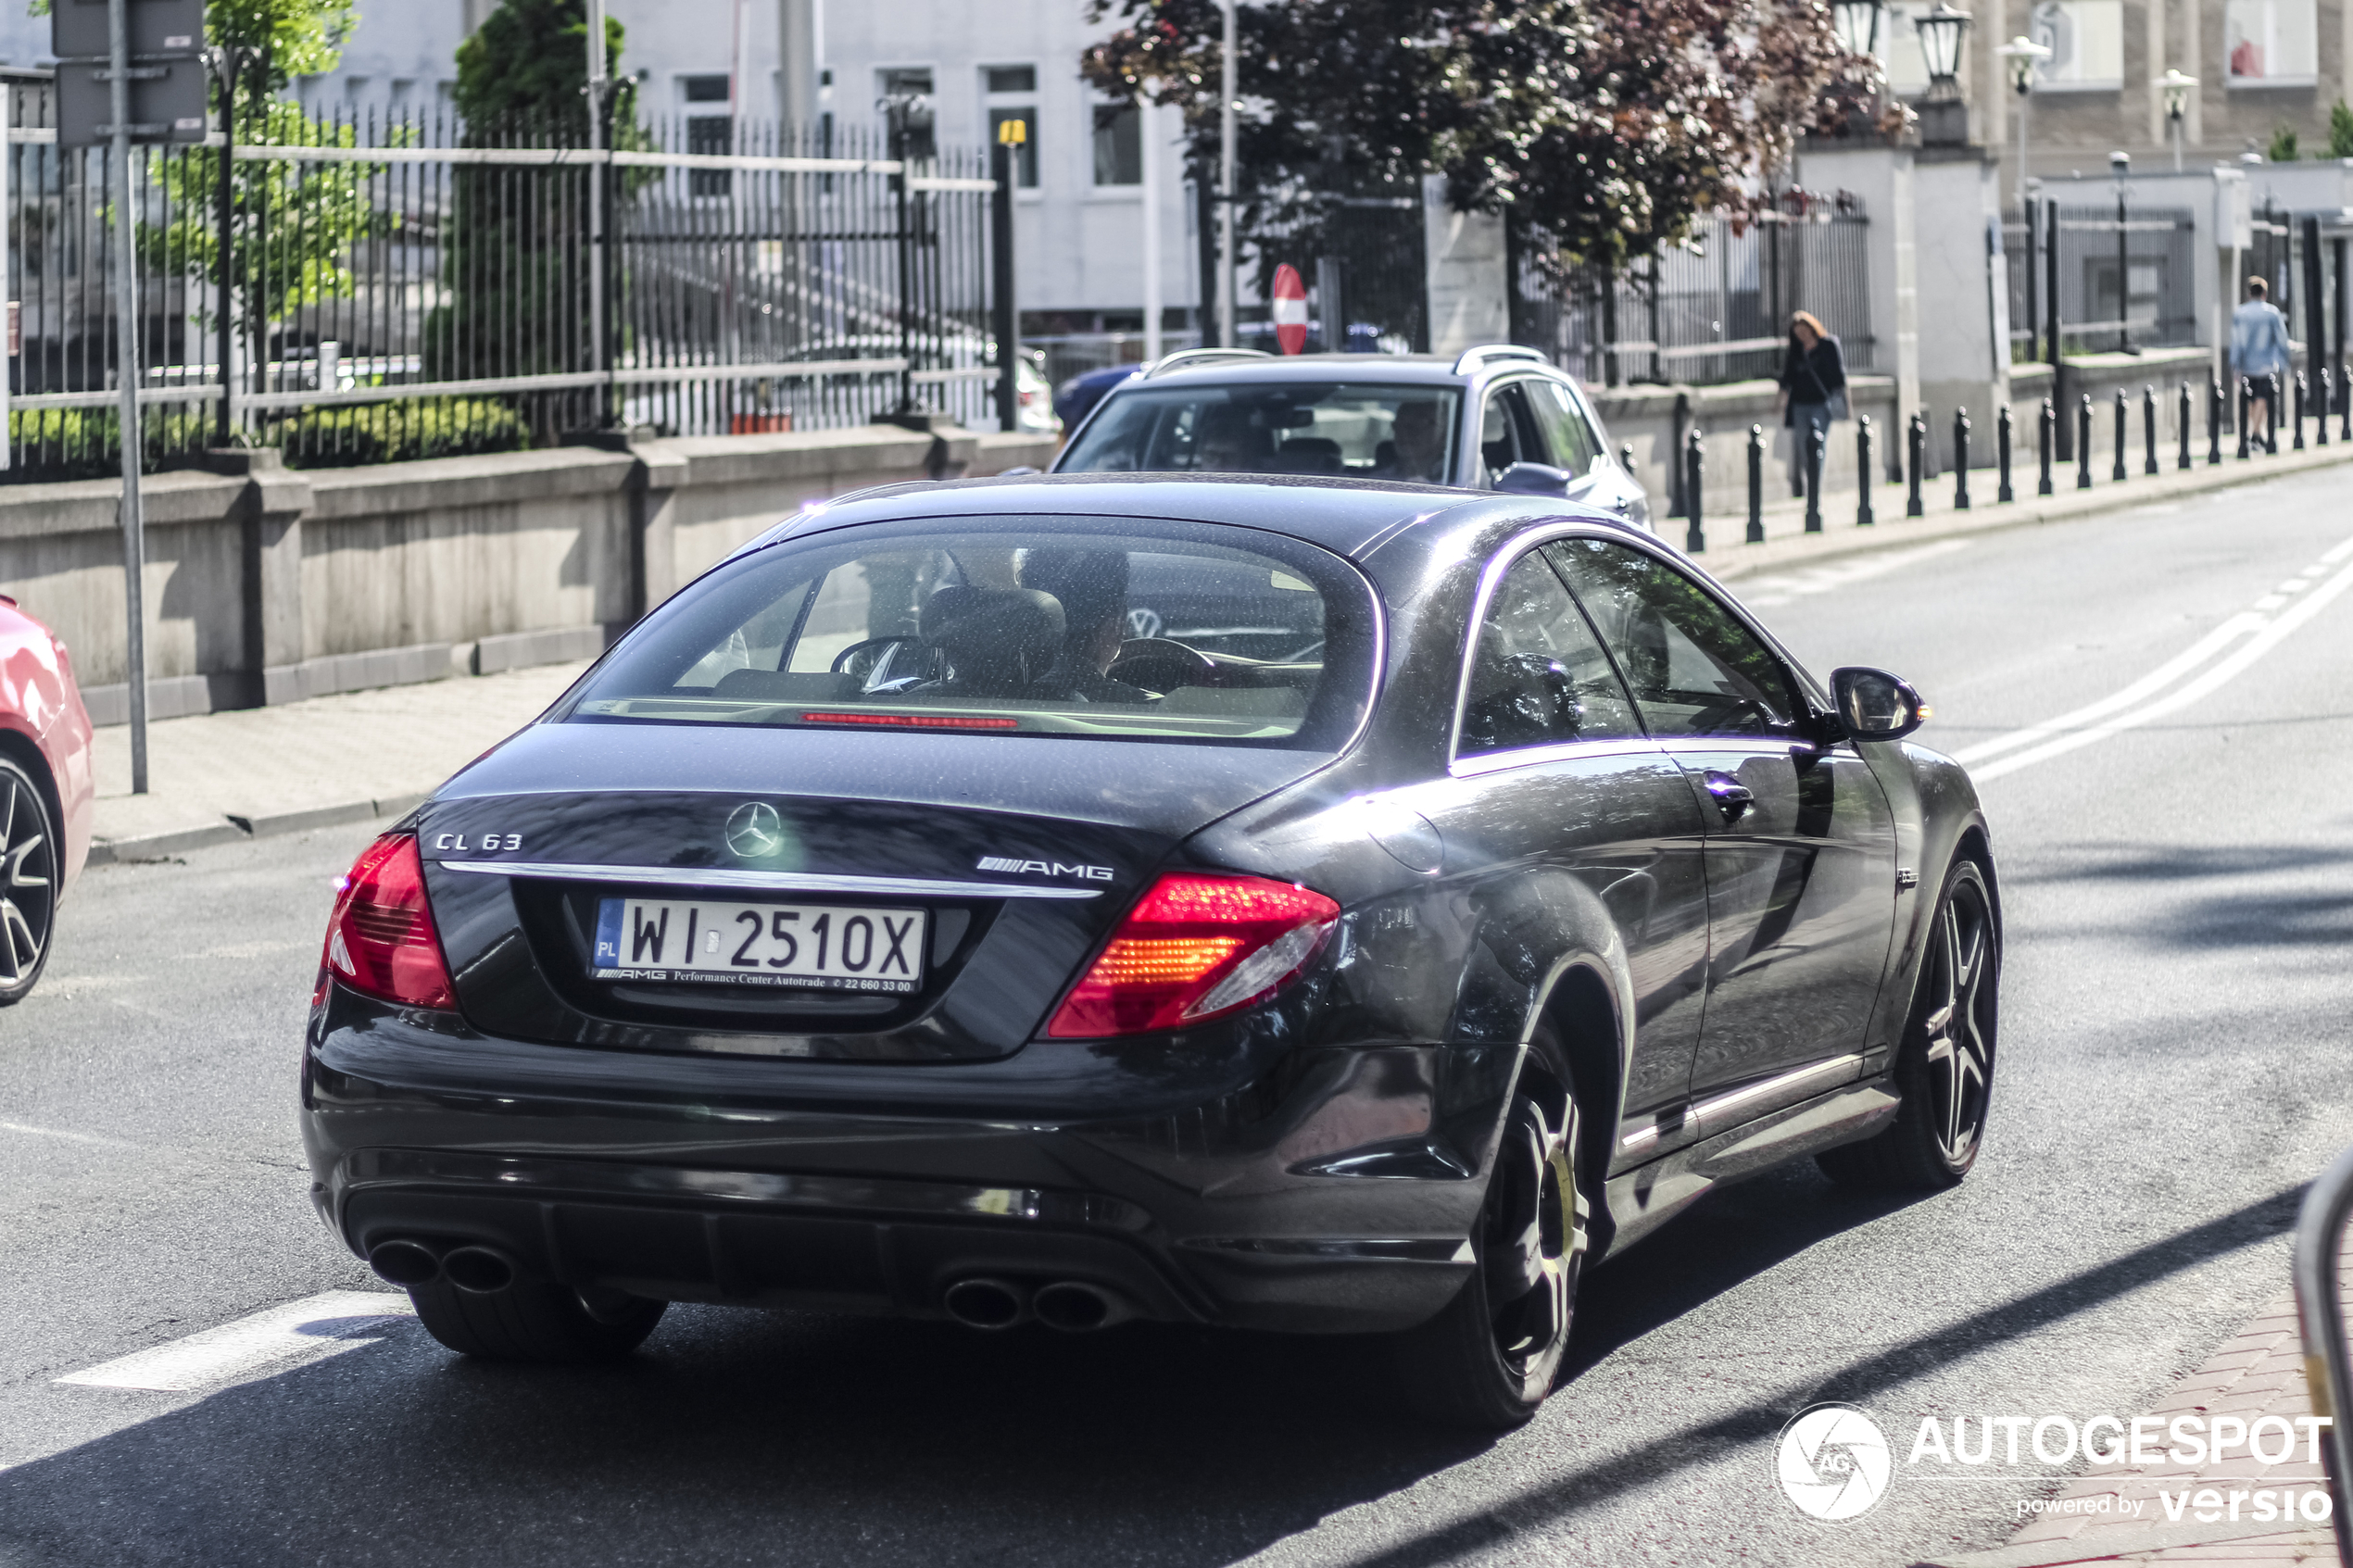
[1594,1078,1900,1263]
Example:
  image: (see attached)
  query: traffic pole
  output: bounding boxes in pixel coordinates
[108,0,147,795]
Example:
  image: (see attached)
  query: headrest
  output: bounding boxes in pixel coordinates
[919,587,1066,693]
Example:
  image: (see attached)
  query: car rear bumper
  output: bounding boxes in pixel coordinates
[301,997,1510,1336]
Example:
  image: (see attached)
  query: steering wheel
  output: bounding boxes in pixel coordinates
[1106,637,1217,694]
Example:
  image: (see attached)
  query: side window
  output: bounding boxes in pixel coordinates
[1459,551,1645,756]
[1477,385,1541,486]
[1525,380,1602,475]
[1545,538,1803,739]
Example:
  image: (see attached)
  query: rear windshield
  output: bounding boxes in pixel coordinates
[1058,383,1462,483]
[564,515,1378,749]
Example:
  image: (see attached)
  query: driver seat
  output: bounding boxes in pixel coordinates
[919,587,1067,696]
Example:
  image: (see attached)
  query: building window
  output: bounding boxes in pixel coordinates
[986,65,1037,94]
[1092,101,1140,186]
[877,67,937,159]
[2022,0,2125,90]
[2225,0,2318,82]
[682,74,734,196]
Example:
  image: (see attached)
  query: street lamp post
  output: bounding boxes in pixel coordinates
[2155,69,2197,171]
[1995,36,2052,197]
[1914,3,1975,147]
[2111,149,2133,354]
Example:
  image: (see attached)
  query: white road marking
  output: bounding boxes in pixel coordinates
[0,1120,140,1150]
[56,1290,414,1393]
[1958,532,2353,783]
[1735,539,1973,608]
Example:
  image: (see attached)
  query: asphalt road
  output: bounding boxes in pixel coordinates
[3,473,2351,1568]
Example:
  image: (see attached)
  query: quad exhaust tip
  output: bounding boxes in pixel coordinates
[441,1246,518,1295]
[1032,1282,1130,1333]
[367,1239,441,1287]
[941,1277,1133,1332]
[941,1277,1028,1329]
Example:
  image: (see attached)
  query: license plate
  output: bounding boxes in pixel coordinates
[591,897,926,994]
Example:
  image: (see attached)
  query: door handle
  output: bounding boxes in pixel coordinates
[1704,770,1754,824]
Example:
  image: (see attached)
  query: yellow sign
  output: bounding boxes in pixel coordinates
[997,117,1028,146]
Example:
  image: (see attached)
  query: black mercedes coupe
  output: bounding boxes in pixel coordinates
[301,474,1998,1429]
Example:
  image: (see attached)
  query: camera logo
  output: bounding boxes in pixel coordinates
[1778,1403,1894,1522]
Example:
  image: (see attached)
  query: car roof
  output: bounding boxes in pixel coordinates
[774,472,1631,560]
[1130,354,1481,390]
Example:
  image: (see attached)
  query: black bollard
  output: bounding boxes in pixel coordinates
[1804,421,1825,533]
[2111,390,2128,482]
[1684,427,1705,554]
[2037,398,2056,495]
[2237,378,2252,460]
[2179,382,2194,470]
[1996,405,2014,503]
[2295,371,2309,450]
[1856,416,1876,526]
[2209,374,2223,465]
[2143,385,2158,475]
[2319,369,2332,446]
[1745,424,1764,544]
[2267,372,2282,453]
[1621,442,1637,479]
[2341,359,2350,441]
[2077,395,2094,489]
[1906,412,1925,518]
[1953,408,1971,509]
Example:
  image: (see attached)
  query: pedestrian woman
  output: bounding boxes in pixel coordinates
[1778,310,1847,495]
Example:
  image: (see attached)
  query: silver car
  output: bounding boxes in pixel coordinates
[1051,345,1652,529]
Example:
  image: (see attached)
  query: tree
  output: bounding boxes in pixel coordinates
[1081,0,1885,277]
[2269,125,2300,162]
[2329,98,2353,159]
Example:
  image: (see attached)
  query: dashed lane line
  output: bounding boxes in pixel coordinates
[54,1290,414,1393]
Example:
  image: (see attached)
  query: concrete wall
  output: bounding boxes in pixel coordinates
[0,425,1057,727]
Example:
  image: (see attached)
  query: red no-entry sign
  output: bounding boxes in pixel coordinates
[1272,264,1308,355]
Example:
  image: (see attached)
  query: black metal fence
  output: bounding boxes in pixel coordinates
[1511,201,1874,386]
[3,79,1000,482]
[2004,200,2199,358]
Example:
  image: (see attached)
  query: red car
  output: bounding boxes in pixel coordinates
[0,593,94,1002]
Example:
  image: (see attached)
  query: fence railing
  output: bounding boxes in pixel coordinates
[1512,203,1874,387]
[2004,201,2198,359]
[3,81,1001,482]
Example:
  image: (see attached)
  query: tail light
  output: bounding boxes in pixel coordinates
[321,834,457,1010]
[1046,872,1340,1038]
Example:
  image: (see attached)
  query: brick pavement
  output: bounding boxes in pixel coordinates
[1917,1286,2347,1566]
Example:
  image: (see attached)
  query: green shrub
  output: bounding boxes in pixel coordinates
[264,397,533,467]
[2270,126,2300,162]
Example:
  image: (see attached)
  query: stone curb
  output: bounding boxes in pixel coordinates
[87,791,430,867]
[1688,439,2353,583]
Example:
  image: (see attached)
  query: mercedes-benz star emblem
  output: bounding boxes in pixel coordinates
[724,802,784,859]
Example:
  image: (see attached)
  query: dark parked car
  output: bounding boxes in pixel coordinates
[303,475,1997,1428]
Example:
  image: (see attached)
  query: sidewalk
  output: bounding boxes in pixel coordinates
[86,660,588,863]
[1914,1284,2346,1567]
[1682,429,2353,583]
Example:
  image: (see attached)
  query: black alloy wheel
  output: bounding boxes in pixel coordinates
[1818,857,1999,1190]
[1393,1062,1589,1428]
[0,757,57,1006]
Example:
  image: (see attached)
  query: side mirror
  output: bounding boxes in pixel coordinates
[1830,667,1931,742]
[1494,461,1574,499]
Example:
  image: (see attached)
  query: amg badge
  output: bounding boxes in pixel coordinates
[976,856,1114,882]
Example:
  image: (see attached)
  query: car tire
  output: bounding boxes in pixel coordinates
[1391,1061,1589,1429]
[0,755,58,1006]
[1818,856,1999,1191]
[408,1277,666,1363]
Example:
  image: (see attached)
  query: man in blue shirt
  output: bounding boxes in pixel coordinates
[2230,276,2293,450]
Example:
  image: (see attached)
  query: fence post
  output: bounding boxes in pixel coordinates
[1745,425,1764,544]
[1996,405,2013,502]
[1906,412,1925,517]
[1684,428,1705,554]
[2294,370,2309,450]
[1856,416,1875,525]
[2179,383,2193,470]
[1804,421,1824,533]
[212,52,237,447]
[2077,395,2094,488]
[2110,390,2128,482]
[991,140,1018,432]
[1952,408,1971,509]
[2038,398,2055,495]
[2319,369,2332,447]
